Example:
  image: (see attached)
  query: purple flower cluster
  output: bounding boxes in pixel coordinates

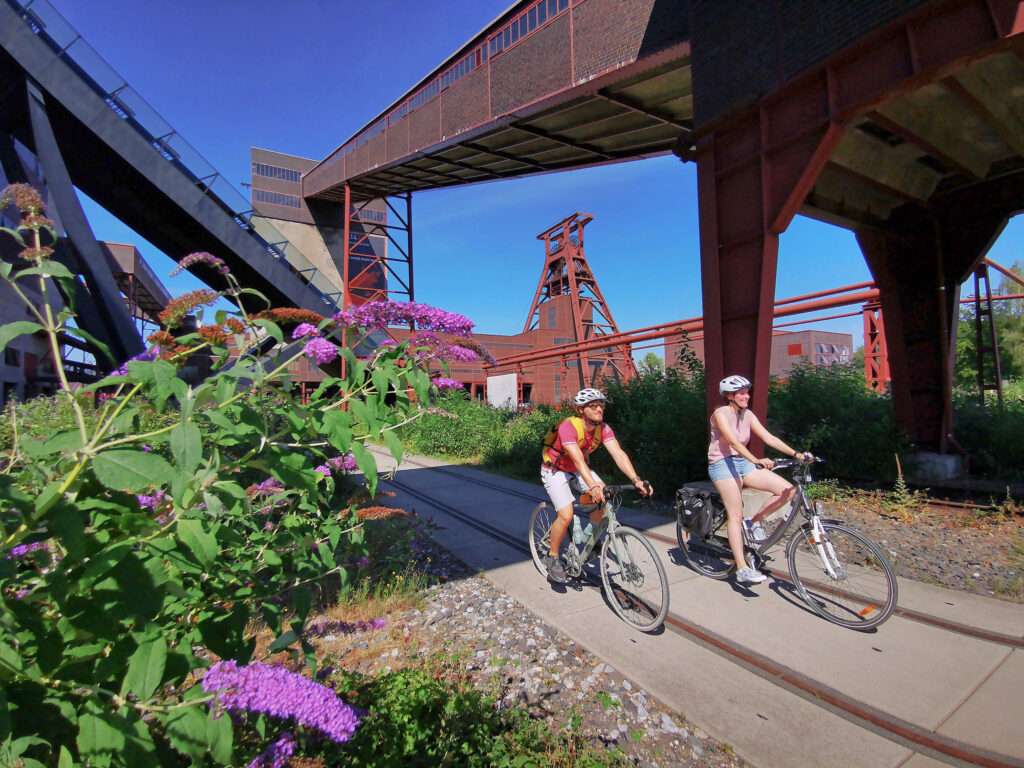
[113,346,161,377]
[202,660,362,744]
[315,454,358,477]
[305,617,387,638]
[6,541,47,560]
[303,337,339,365]
[334,301,474,337]
[432,377,463,392]
[170,251,230,277]
[252,478,286,496]
[137,489,166,510]
[248,732,295,768]
[409,332,478,363]
[291,323,319,340]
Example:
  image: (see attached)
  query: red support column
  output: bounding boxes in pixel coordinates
[862,302,890,393]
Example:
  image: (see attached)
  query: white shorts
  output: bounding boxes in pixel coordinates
[540,465,602,511]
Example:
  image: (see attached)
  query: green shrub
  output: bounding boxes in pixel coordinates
[952,392,1024,481]
[401,390,504,458]
[479,403,563,480]
[766,362,904,481]
[331,667,622,767]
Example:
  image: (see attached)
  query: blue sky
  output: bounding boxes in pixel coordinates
[48,0,1022,349]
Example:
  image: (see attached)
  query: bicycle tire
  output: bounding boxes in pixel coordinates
[600,527,669,632]
[787,521,898,630]
[676,518,735,580]
[528,502,557,576]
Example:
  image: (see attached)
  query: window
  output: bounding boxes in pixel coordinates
[528,7,536,30]
[253,188,301,208]
[252,163,301,183]
[4,348,20,367]
[537,1,547,24]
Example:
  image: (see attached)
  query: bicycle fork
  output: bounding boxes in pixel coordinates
[808,504,846,580]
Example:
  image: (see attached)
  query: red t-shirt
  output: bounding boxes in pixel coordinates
[545,418,616,473]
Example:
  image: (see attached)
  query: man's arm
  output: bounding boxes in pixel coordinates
[563,441,605,501]
[605,439,653,496]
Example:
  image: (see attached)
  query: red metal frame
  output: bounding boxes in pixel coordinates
[523,213,637,394]
[862,302,890,393]
[341,185,414,310]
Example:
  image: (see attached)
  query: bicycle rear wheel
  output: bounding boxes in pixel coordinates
[528,502,557,575]
[676,518,735,580]
[600,527,669,632]
[787,522,898,630]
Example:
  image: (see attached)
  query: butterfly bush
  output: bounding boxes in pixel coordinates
[334,301,474,336]
[202,661,363,744]
[1,185,490,767]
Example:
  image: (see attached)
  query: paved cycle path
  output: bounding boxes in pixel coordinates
[366,448,1024,768]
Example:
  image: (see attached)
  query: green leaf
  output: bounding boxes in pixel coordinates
[293,585,312,622]
[263,548,282,567]
[92,450,173,492]
[124,633,167,701]
[267,629,299,653]
[322,410,353,454]
[177,519,218,569]
[162,707,207,762]
[127,359,186,410]
[371,366,391,397]
[350,399,380,438]
[0,321,44,354]
[169,422,202,474]
[77,711,126,766]
[351,441,378,495]
[382,429,404,466]
[57,746,73,768]
[20,429,83,459]
[206,706,234,764]
[0,228,24,250]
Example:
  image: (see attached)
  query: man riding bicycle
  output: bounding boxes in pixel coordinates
[540,388,652,583]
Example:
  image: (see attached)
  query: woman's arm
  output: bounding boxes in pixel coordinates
[748,412,805,459]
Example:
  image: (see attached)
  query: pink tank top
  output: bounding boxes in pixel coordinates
[707,406,750,464]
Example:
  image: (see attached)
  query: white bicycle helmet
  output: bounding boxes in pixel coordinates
[719,375,751,395]
[573,388,606,406]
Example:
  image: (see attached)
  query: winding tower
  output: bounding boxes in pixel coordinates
[523,213,637,398]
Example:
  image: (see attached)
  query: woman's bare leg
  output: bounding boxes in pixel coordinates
[743,468,795,525]
[713,477,748,568]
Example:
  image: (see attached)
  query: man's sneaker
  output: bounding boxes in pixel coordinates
[735,564,767,585]
[544,554,567,583]
[744,519,767,542]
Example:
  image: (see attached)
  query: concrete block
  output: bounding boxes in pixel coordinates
[903,452,964,482]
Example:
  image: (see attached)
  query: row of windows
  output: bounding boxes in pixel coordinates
[351,206,386,223]
[253,163,301,183]
[330,0,572,166]
[253,188,301,208]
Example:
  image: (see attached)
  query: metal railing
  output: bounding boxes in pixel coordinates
[8,0,343,312]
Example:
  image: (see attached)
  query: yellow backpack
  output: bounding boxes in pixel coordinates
[541,417,604,466]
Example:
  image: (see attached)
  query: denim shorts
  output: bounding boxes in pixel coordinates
[708,456,755,482]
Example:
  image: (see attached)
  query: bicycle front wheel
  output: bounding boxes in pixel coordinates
[676,519,735,580]
[601,528,669,632]
[787,522,898,630]
[528,502,557,576]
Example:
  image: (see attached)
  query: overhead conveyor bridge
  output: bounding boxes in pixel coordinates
[0,0,344,363]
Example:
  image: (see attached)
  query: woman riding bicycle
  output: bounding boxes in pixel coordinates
[709,375,811,585]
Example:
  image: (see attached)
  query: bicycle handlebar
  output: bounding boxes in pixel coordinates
[769,455,823,472]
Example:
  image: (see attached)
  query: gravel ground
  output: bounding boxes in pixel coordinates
[307,494,1022,768]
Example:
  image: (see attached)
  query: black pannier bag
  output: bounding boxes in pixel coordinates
[675,485,716,538]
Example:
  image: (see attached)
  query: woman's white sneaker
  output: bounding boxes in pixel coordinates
[736,565,767,584]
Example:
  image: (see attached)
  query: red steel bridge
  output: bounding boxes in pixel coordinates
[295,0,1024,456]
